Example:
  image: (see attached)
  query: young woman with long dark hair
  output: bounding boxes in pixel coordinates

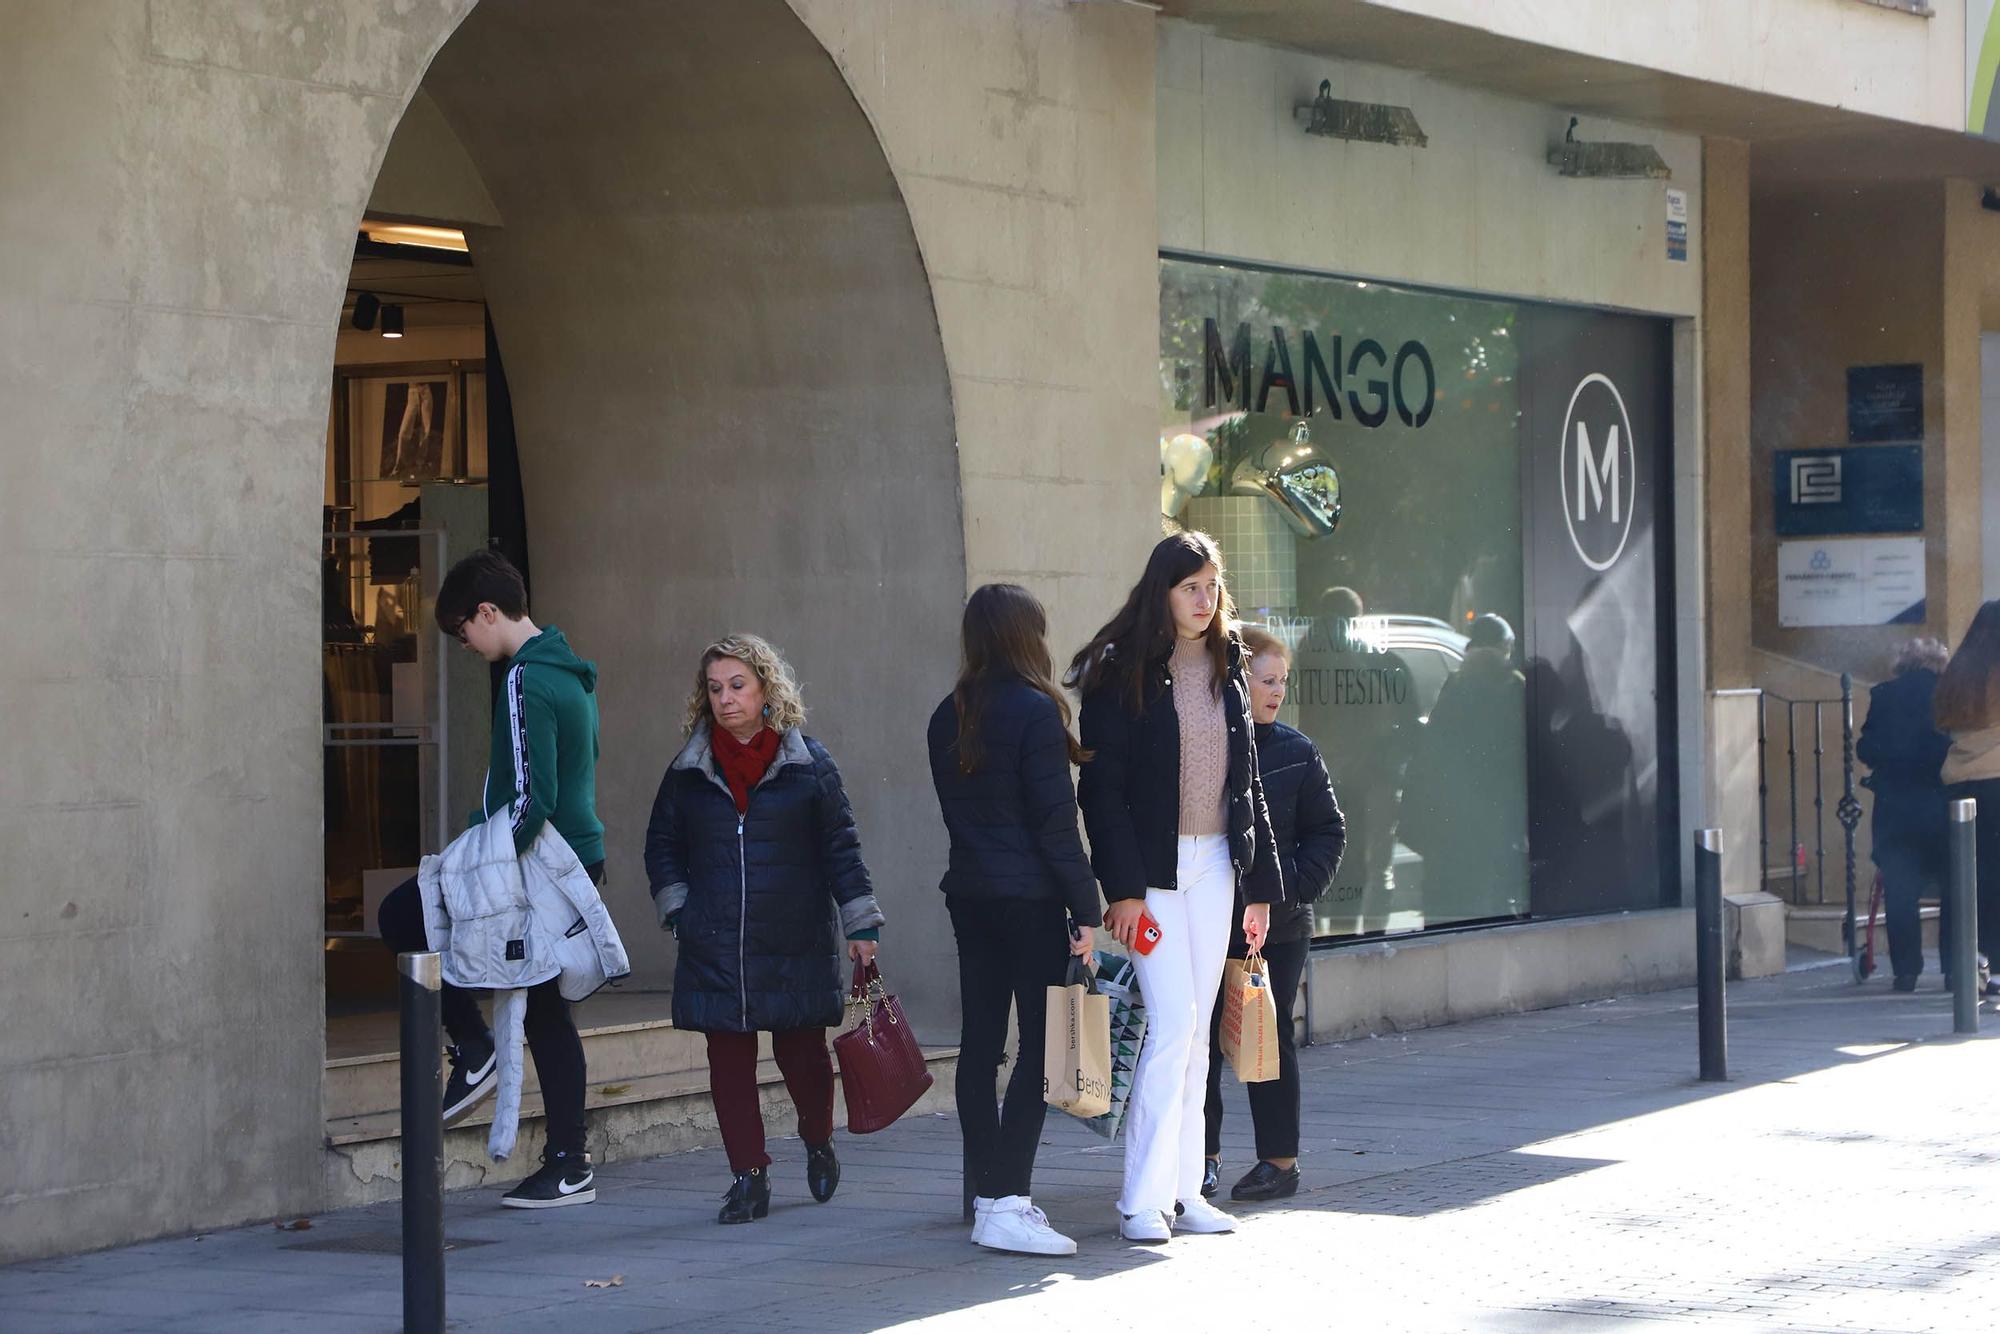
[1068,532,1282,1244]
[1935,601,2000,991]
[927,583,1100,1255]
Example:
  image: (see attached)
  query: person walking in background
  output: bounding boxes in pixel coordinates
[1934,604,2000,994]
[1069,531,1281,1245]
[376,549,605,1208]
[644,634,886,1223]
[1202,626,1343,1203]
[927,584,1101,1256]
[1856,637,1952,991]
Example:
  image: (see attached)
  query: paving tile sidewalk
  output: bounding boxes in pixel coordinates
[5,963,1994,1332]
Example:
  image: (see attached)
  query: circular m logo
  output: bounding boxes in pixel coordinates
[1559,372,1637,572]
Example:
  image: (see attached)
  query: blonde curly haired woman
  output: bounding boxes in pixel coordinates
[643,634,885,1224]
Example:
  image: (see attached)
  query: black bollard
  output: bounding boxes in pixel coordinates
[1950,799,1979,1036]
[1695,828,1727,1081]
[399,951,446,1334]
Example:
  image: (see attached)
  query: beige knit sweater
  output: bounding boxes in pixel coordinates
[1170,635,1228,836]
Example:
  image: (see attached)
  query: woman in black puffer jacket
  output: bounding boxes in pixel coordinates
[1070,531,1282,1244]
[1202,626,1343,1203]
[645,634,885,1225]
[928,583,1101,1257]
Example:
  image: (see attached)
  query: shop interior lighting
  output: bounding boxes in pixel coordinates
[1296,79,1427,148]
[360,222,469,253]
[380,304,405,338]
[349,291,380,331]
[1547,117,1670,180]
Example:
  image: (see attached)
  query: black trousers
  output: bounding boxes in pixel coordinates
[376,863,602,1157]
[1204,935,1308,1162]
[1874,835,1948,982]
[948,896,1072,1200]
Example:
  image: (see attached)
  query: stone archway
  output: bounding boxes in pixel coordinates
[343,0,963,991]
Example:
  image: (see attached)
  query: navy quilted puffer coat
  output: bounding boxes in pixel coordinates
[644,724,884,1033]
[926,678,1103,926]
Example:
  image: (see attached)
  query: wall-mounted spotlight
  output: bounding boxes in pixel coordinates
[350,292,380,331]
[381,304,405,339]
[1548,117,1670,180]
[1295,79,1427,148]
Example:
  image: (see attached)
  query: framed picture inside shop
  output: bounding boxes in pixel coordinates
[329,362,485,493]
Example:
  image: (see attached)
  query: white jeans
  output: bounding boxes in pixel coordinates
[1118,835,1236,1218]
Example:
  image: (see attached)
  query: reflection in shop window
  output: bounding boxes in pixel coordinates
[1159,257,1531,939]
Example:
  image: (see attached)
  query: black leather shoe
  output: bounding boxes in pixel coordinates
[1200,1158,1220,1199]
[1892,975,1918,993]
[806,1139,840,1203]
[718,1168,770,1224]
[1230,1161,1300,1202]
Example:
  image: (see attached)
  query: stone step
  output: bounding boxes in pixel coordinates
[322,1044,960,1210]
[325,1012,735,1123]
[1784,902,1941,956]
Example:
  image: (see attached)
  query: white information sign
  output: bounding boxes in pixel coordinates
[1777,537,1925,628]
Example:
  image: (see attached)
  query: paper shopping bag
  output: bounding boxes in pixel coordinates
[1220,952,1280,1083]
[1043,956,1112,1119]
[1082,949,1147,1139]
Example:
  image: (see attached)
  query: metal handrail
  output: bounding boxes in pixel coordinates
[1746,678,1862,964]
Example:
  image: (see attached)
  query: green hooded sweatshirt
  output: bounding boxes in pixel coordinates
[473,626,604,865]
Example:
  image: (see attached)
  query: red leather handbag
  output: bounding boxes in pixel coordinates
[832,961,933,1134]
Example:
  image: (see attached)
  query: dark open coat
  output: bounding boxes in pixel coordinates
[1076,635,1284,908]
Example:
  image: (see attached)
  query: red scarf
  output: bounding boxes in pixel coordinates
[712,724,781,813]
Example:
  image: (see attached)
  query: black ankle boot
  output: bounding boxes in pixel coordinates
[718,1167,770,1224]
[806,1139,840,1203]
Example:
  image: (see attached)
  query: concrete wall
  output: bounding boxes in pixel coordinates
[1749,184,1957,680]
[1304,909,1696,1041]
[1158,21,1704,318]
[1367,0,1964,132]
[406,0,966,1008]
[1704,140,1756,690]
[794,0,1162,664]
[0,0,1158,1263]
[1943,175,2000,636]
[0,0,472,1265]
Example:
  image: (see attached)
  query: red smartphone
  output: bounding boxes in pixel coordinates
[1134,910,1164,956]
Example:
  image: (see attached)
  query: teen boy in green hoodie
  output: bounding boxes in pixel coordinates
[377,549,604,1208]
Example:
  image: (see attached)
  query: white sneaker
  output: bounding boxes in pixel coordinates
[977,1196,1077,1256]
[1173,1196,1236,1234]
[1119,1209,1172,1244]
[969,1195,995,1246]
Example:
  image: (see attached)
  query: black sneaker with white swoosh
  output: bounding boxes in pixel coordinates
[441,1040,498,1128]
[501,1149,596,1209]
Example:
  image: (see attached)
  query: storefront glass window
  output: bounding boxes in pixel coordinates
[1160,257,1531,937]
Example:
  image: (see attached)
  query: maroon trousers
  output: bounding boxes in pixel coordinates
[705,1028,836,1173]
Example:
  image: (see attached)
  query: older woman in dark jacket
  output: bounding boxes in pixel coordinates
[1203,626,1342,1202]
[1856,637,1951,991]
[645,634,885,1224]
[928,584,1100,1256]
